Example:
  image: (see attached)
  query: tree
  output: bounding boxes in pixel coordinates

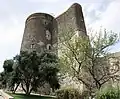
[13,51,59,95]
[0,71,6,88]
[3,59,14,73]
[0,51,60,95]
[7,66,21,93]
[0,59,14,89]
[0,59,21,92]
[39,51,60,92]
[58,28,120,95]
[43,63,60,92]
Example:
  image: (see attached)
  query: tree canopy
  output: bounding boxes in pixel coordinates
[58,28,120,95]
[0,51,60,95]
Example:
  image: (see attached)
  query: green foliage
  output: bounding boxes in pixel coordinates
[58,28,120,92]
[56,87,81,99]
[0,71,6,88]
[0,59,21,91]
[13,51,59,95]
[0,59,16,89]
[37,51,60,92]
[42,63,60,92]
[39,52,60,92]
[96,85,120,99]
[3,59,14,73]
[7,67,21,93]
[0,51,60,95]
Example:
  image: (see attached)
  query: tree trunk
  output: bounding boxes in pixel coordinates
[21,83,26,93]
[26,83,30,95]
[13,83,20,94]
[26,91,30,95]
[29,87,33,94]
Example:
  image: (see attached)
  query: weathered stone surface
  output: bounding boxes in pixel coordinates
[21,13,58,53]
[56,3,87,37]
[21,3,87,53]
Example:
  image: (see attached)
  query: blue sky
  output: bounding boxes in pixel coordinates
[0,0,120,72]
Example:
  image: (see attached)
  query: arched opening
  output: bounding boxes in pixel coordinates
[47,44,52,50]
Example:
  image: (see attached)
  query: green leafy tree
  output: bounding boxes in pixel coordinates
[7,66,21,93]
[14,51,59,95]
[58,28,120,96]
[0,59,14,89]
[39,52,60,92]
[0,71,6,88]
[43,63,60,92]
[0,51,60,95]
[3,59,14,73]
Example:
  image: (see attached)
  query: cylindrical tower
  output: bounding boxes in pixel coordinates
[21,13,58,53]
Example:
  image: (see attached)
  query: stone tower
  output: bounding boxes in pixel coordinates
[21,13,58,53]
[56,3,87,37]
[21,3,87,53]
[20,3,87,94]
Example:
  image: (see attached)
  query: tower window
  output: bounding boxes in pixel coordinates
[31,44,35,49]
[45,21,47,25]
[47,44,51,50]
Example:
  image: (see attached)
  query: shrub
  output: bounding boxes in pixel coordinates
[96,85,120,99]
[56,87,81,99]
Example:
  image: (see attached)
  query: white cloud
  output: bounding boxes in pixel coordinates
[0,16,23,72]
[28,0,60,3]
[88,0,120,32]
[85,0,120,52]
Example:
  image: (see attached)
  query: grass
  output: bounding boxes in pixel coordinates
[8,93,56,99]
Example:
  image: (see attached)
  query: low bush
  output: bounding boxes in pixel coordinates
[56,87,81,99]
[96,85,120,99]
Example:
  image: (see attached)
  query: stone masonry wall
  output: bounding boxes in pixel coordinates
[21,13,58,53]
[56,3,87,37]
